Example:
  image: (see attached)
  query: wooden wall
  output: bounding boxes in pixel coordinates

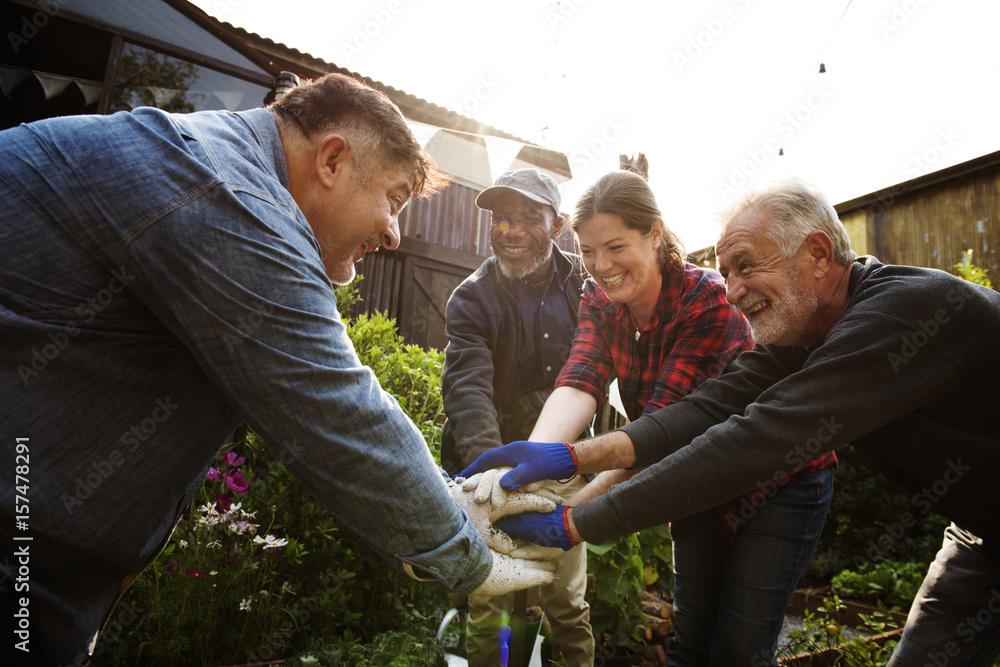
[837,157,1000,286]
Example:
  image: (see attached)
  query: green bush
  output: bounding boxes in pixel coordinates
[954,248,993,288]
[804,445,948,583]
[284,631,449,667]
[776,595,903,666]
[830,561,925,608]
[586,523,673,639]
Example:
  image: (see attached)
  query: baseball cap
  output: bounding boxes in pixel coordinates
[475,168,561,215]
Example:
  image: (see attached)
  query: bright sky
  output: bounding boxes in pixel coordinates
[193,0,1000,251]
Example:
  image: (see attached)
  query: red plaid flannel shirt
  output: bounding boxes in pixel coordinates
[557,262,836,543]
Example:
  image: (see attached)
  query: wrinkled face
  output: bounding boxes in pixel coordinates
[717,208,819,346]
[488,192,559,280]
[317,163,412,286]
[575,213,663,309]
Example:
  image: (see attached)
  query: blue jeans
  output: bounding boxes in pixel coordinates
[668,468,833,667]
[888,524,1000,667]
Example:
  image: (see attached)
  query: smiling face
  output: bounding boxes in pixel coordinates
[319,161,411,286]
[717,207,820,346]
[575,212,663,316]
[289,131,414,286]
[488,192,561,281]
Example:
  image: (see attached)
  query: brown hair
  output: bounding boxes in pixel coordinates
[572,170,685,272]
[269,73,446,198]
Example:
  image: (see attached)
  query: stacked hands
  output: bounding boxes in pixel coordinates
[447,441,580,596]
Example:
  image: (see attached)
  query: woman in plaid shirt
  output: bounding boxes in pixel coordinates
[527,170,836,666]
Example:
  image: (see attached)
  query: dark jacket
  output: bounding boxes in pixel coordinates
[441,245,585,473]
[576,257,1000,544]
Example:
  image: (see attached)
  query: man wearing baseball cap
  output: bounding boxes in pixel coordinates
[441,169,594,664]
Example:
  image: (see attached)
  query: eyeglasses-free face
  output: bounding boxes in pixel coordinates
[488,192,561,279]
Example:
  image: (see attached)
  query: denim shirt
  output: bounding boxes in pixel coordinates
[0,107,491,661]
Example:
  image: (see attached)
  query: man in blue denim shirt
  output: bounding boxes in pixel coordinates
[0,74,555,665]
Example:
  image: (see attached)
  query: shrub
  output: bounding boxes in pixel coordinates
[284,631,449,666]
[776,595,903,666]
[804,445,948,583]
[830,561,925,608]
[586,523,673,638]
[954,249,993,288]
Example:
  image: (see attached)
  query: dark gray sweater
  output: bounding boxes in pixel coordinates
[575,257,1000,544]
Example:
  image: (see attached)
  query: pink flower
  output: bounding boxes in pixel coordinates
[186,569,207,578]
[205,467,221,482]
[216,494,232,512]
[225,470,248,495]
[225,451,245,467]
[164,561,179,575]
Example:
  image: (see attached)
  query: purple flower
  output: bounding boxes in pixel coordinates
[225,470,248,495]
[164,561,179,575]
[216,493,232,513]
[186,569,207,578]
[205,466,221,482]
[281,581,296,596]
[225,451,245,467]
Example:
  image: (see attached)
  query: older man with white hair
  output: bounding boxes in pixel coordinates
[465,178,1000,667]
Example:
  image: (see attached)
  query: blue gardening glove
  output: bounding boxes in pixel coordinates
[494,506,578,551]
[457,441,578,491]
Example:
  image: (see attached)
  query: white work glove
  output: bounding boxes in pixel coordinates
[471,549,558,597]
[464,468,567,509]
[448,468,564,560]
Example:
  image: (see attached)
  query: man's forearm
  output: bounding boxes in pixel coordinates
[575,429,636,474]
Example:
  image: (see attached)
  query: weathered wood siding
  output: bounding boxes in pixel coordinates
[838,158,1000,286]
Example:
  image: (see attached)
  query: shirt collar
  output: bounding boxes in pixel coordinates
[235,108,289,191]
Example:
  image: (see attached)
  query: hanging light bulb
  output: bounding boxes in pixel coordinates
[779,148,785,156]
[819,62,827,73]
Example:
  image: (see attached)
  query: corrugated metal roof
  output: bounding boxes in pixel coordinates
[170,0,570,178]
